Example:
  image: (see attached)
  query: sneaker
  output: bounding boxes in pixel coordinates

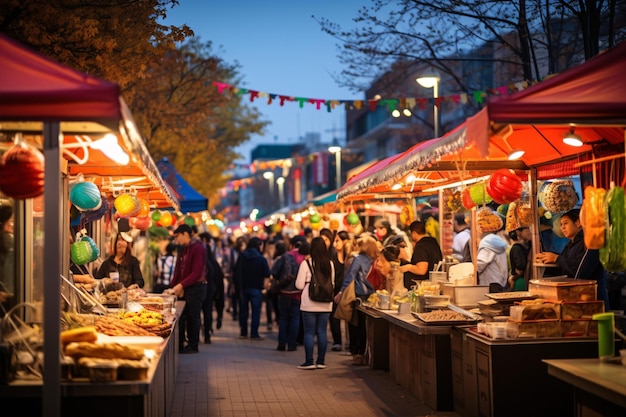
[315,363,327,369]
[238,335,248,339]
[250,336,264,341]
[331,344,341,351]
[297,363,316,370]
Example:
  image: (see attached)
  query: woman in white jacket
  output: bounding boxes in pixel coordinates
[295,237,335,370]
[476,232,509,292]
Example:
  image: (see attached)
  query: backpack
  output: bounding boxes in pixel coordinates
[269,253,298,293]
[305,260,334,302]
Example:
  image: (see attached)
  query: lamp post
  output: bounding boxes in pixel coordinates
[263,171,274,199]
[276,176,285,207]
[416,72,441,138]
[328,141,342,188]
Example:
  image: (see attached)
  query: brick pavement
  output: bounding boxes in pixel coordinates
[169,312,462,417]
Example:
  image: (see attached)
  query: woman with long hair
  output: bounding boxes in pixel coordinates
[295,237,334,370]
[329,231,352,351]
[95,233,144,288]
[334,235,378,365]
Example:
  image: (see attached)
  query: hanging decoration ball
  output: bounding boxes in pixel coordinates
[309,213,321,224]
[497,204,510,217]
[329,219,340,231]
[0,135,45,200]
[184,216,195,226]
[271,223,283,233]
[486,169,523,204]
[346,212,360,225]
[81,235,100,262]
[71,238,93,266]
[310,222,321,230]
[469,182,493,205]
[159,211,173,227]
[133,216,151,231]
[136,199,151,217]
[151,210,162,222]
[114,193,141,217]
[70,181,102,211]
[461,188,476,210]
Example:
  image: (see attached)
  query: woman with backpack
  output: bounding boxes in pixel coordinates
[295,237,335,370]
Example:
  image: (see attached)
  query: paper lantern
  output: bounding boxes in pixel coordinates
[329,219,340,231]
[136,199,151,217]
[469,183,493,205]
[461,188,476,210]
[132,216,151,231]
[71,238,93,266]
[0,136,45,199]
[184,216,195,226]
[159,211,173,227]
[486,169,523,204]
[81,235,100,262]
[309,213,321,224]
[81,196,109,224]
[497,204,510,216]
[114,193,140,217]
[70,181,102,211]
[151,210,162,222]
[346,212,360,225]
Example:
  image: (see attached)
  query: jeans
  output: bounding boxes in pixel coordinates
[239,287,263,338]
[277,294,301,349]
[301,311,330,365]
[178,283,207,350]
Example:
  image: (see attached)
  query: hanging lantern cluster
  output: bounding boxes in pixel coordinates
[150,210,173,228]
[486,169,523,204]
[0,134,45,200]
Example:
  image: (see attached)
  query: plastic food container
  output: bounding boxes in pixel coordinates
[560,319,591,337]
[559,301,604,319]
[508,319,561,338]
[528,278,597,301]
[442,284,489,307]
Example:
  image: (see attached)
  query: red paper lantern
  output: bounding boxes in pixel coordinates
[486,169,523,204]
[0,136,45,199]
[461,188,476,209]
[132,216,151,231]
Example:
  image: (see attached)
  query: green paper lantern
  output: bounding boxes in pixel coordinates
[71,239,93,266]
[184,216,195,226]
[70,182,102,211]
[469,182,493,205]
[151,210,162,222]
[347,212,360,225]
[309,213,321,224]
[82,235,100,262]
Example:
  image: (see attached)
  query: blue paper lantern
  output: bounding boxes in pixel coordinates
[70,182,102,212]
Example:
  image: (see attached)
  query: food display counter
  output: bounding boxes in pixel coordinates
[543,358,626,417]
[359,306,454,411]
[0,301,184,417]
[453,327,601,417]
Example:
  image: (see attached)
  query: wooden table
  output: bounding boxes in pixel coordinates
[544,358,626,417]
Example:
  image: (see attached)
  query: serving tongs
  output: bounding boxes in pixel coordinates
[60,274,107,315]
[447,303,483,322]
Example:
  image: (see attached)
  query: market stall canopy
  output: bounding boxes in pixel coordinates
[338,41,626,201]
[312,190,337,206]
[157,157,208,213]
[0,33,178,209]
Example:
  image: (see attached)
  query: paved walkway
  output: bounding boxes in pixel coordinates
[168,311,462,417]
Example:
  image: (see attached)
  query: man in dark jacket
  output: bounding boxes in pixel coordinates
[234,237,270,340]
[170,224,207,353]
[400,220,443,288]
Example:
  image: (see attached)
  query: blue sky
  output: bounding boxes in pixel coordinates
[164,1,370,163]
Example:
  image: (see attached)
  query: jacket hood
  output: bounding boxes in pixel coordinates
[481,233,508,253]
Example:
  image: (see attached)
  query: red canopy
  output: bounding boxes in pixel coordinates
[0,33,122,125]
[487,40,626,125]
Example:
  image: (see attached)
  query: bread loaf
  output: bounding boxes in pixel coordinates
[64,342,145,360]
[61,326,98,345]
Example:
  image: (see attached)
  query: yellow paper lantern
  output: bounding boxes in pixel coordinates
[114,193,140,217]
[159,211,173,227]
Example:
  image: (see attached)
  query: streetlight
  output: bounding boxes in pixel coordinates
[328,140,342,188]
[276,176,285,207]
[263,171,274,199]
[416,71,441,138]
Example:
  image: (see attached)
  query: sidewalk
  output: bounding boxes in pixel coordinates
[168,313,462,417]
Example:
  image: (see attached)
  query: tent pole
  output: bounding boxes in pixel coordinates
[43,122,62,417]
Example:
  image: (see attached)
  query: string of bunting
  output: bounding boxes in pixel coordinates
[212,80,530,112]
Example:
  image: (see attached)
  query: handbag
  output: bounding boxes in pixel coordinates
[334,279,356,322]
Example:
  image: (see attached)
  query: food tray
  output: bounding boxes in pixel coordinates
[528,278,597,301]
[485,291,538,302]
[411,308,479,325]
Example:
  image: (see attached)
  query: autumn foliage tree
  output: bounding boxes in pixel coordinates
[0,0,266,204]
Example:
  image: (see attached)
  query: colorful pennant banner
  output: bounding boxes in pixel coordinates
[212,81,529,113]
